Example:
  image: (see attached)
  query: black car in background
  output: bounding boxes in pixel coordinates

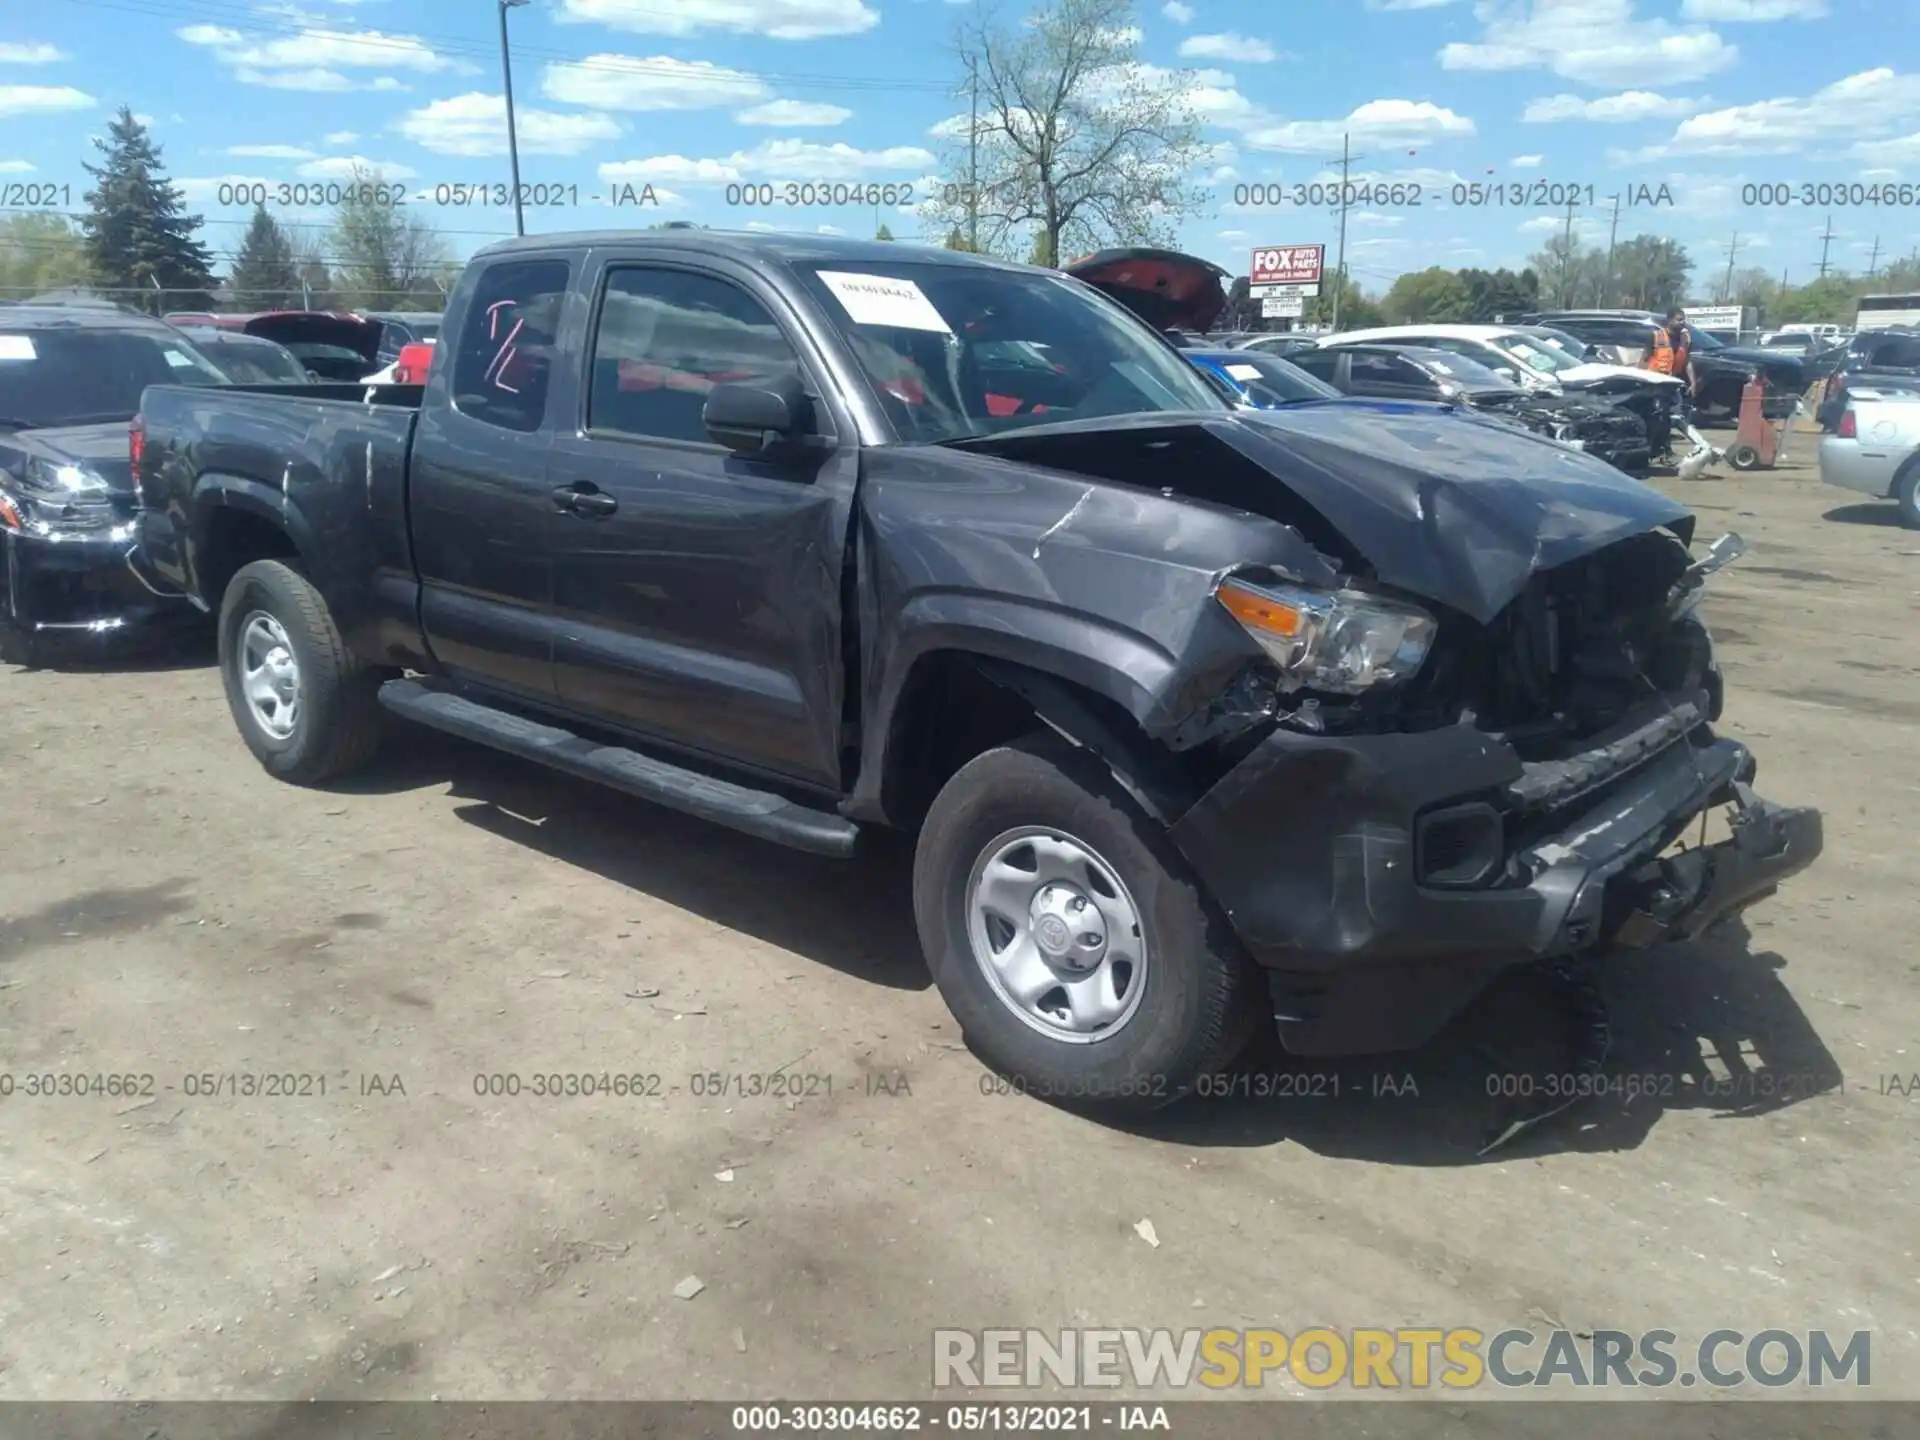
[172,327,312,384]
[1523,309,1803,422]
[0,304,221,664]
[1289,342,1653,474]
[1815,328,1920,429]
[358,310,444,366]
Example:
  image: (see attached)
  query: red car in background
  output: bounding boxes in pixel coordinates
[390,340,435,385]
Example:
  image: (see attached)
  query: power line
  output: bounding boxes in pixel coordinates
[57,0,951,95]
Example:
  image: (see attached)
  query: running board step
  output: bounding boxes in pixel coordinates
[377,678,859,858]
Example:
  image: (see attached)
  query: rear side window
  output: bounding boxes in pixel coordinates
[1286,349,1338,380]
[1349,351,1425,387]
[450,258,570,432]
[587,266,804,446]
[1869,334,1920,368]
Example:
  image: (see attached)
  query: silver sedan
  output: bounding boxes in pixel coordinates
[1820,388,1920,527]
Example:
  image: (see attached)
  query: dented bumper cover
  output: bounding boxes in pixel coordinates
[1167,716,1822,1056]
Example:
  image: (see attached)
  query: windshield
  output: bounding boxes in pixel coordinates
[793,262,1227,442]
[0,325,229,427]
[196,339,308,384]
[1521,327,1590,358]
[1488,332,1581,375]
[1204,352,1338,407]
[1406,350,1518,390]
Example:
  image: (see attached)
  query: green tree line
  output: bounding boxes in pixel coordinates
[0,106,456,312]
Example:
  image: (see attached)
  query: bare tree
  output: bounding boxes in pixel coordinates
[922,0,1210,265]
[329,163,450,308]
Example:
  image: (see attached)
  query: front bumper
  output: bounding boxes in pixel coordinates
[1168,710,1822,1056]
[3,523,196,643]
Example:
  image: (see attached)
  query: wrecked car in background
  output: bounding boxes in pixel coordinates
[0,302,217,666]
[133,231,1824,1111]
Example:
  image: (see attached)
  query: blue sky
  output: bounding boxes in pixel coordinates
[3,0,1918,294]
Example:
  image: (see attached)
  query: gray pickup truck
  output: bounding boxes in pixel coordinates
[131,230,1823,1108]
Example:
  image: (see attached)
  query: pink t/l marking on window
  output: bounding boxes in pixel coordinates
[483,317,525,390]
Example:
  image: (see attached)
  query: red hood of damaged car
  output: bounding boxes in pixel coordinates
[1062,248,1231,334]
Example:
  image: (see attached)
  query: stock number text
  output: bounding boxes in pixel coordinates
[725,182,916,208]
[1744,182,1919,209]
[218,181,407,208]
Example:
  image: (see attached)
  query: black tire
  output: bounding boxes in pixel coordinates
[1896,461,1920,530]
[218,559,386,784]
[0,625,44,669]
[913,734,1262,1111]
[1725,443,1762,471]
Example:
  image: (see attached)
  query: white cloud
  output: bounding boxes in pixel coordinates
[297,154,418,180]
[1622,68,1920,161]
[1438,0,1737,87]
[0,85,93,117]
[176,21,460,91]
[1854,133,1920,167]
[736,99,852,126]
[0,43,68,64]
[1218,228,1248,241]
[601,138,934,190]
[1162,1,1195,20]
[397,93,622,156]
[1179,34,1277,62]
[227,143,319,158]
[324,130,360,145]
[1519,213,1605,236]
[0,160,37,173]
[132,113,156,127]
[542,55,769,111]
[1511,153,1544,167]
[556,0,878,40]
[1679,0,1824,18]
[1243,98,1475,152]
[1352,210,1406,227]
[1367,0,1461,8]
[1523,90,1707,123]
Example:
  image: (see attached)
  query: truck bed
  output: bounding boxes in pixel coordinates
[136,381,425,661]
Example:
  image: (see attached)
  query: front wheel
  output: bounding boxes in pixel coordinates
[218,559,387,784]
[1725,442,1762,471]
[913,735,1261,1110]
[1896,463,1920,530]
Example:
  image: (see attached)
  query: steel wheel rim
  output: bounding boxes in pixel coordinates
[964,825,1148,1044]
[238,611,301,741]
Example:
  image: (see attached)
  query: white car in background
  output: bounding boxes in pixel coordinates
[1321,324,1686,401]
[1820,388,1920,527]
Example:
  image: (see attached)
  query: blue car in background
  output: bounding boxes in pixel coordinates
[1184,347,1343,409]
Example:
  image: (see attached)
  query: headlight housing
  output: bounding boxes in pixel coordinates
[1549,422,1587,450]
[0,459,119,534]
[1216,574,1437,695]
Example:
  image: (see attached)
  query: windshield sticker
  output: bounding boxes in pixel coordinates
[0,335,36,361]
[163,349,196,367]
[1225,363,1262,381]
[817,272,952,334]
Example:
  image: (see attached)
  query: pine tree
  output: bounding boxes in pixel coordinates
[80,107,215,312]
[228,206,300,310]
[874,223,896,241]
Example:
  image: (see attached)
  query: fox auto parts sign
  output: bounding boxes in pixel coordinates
[1251,245,1324,287]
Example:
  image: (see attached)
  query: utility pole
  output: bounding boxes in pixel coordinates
[1329,131,1360,330]
[1603,192,1621,303]
[1816,214,1836,278]
[499,0,531,238]
[1866,235,1880,277]
[1722,231,1740,303]
[965,53,981,252]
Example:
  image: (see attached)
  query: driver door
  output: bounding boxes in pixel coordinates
[542,257,861,791]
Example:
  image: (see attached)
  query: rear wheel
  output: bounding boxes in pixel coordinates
[1725,442,1762,471]
[913,734,1261,1110]
[1896,462,1920,530]
[218,559,387,784]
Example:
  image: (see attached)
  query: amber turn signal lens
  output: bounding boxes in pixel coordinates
[1216,578,1304,637]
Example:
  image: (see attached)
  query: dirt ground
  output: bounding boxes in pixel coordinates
[3,445,1917,1409]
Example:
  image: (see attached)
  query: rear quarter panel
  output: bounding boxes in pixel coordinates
[139,383,423,663]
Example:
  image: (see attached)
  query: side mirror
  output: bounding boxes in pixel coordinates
[703,381,814,457]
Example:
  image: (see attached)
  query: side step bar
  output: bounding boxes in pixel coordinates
[377,678,859,858]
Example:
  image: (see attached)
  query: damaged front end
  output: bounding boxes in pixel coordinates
[1166,523,1822,1058]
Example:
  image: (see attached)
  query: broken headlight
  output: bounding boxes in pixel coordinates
[1549,421,1587,451]
[0,459,118,535]
[1216,575,1437,695]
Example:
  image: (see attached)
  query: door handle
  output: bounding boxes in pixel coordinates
[550,483,618,518]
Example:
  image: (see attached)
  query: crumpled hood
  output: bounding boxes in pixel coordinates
[1557,361,1684,390]
[1063,248,1231,333]
[948,407,1694,625]
[2,421,135,495]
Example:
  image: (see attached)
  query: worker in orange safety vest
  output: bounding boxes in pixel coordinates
[1645,308,1699,397]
